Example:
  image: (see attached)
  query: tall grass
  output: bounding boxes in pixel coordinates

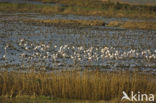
[0,71,155,101]
[33,0,156,12]
[0,0,156,18]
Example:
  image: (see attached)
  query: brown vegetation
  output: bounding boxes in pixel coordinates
[23,19,156,30]
[107,21,156,30]
[23,19,106,26]
[0,0,156,19]
[0,71,155,102]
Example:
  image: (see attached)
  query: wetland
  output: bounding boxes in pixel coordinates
[0,0,156,102]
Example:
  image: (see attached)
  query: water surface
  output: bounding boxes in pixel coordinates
[0,13,155,73]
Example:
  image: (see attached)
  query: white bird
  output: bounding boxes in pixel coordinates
[2,54,6,59]
[54,45,57,48]
[25,47,28,50]
[24,43,27,47]
[20,53,25,58]
[20,38,24,42]
[46,45,50,49]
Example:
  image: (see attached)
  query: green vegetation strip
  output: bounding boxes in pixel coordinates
[0,0,156,18]
[0,71,155,102]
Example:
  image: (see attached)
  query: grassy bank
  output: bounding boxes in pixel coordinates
[107,21,156,30]
[0,71,155,102]
[23,19,106,26]
[0,0,156,18]
[22,18,156,30]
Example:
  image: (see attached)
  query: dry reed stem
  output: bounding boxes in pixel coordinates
[0,71,155,101]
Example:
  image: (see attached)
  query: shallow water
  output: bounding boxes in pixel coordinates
[1,0,156,5]
[0,0,57,5]
[0,13,155,73]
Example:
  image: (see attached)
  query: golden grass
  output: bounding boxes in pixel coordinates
[23,19,156,30]
[0,71,155,102]
[0,96,119,103]
[0,1,156,19]
[23,19,106,26]
[107,21,156,30]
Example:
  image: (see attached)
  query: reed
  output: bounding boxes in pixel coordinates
[23,19,156,30]
[23,19,106,26]
[0,0,156,18]
[0,71,155,101]
[107,21,156,30]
